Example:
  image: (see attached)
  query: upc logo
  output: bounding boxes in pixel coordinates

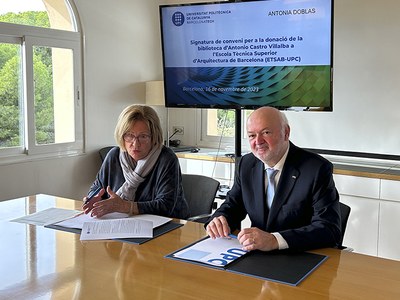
[172,12,185,26]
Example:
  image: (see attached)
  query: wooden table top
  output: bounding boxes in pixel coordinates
[1,194,400,300]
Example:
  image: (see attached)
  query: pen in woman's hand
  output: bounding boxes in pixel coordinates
[84,187,102,204]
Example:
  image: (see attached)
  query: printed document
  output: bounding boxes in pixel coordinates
[80,218,153,241]
[172,235,247,267]
[54,212,171,230]
[12,207,172,241]
[11,207,81,226]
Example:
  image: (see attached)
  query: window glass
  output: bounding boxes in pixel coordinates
[0,0,46,14]
[0,1,48,27]
[207,109,235,137]
[200,108,254,152]
[33,46,75,145]
[0,0,76,31]
[0,41,22,148]
[0,0,83,160]
[199,109,234,150]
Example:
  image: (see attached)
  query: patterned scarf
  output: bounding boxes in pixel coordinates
[116,144,162,201]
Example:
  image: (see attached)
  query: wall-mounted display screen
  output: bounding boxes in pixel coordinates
[159,0,333,111]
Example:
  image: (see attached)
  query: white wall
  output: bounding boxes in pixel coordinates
[287,0,400,157]
[1,0,400,202]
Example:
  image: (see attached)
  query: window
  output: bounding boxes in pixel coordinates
[198,109,252,153]
[0,0,83,161]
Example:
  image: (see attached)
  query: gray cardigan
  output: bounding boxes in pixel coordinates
[88,146,189,219]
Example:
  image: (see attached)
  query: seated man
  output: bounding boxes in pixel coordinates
[206,107,341,252]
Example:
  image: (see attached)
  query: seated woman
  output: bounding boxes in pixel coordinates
[83,105,189,219]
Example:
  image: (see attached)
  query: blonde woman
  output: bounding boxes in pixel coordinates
[83,105,189,219]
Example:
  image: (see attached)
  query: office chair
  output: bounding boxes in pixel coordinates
[182,174,220,223]
[99,146,114,162]
[338,202,353,251]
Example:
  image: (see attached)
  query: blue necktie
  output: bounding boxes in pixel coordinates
[266,168,278,209]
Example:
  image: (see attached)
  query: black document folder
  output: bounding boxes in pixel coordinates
[166,237,327,286]
[45,221,183,245]
[226,250,327,286]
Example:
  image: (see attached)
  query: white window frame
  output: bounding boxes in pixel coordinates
[0,18,83,163]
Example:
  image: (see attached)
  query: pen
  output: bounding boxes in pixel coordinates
[84,187,102,204]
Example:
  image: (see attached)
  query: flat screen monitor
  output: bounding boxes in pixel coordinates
[159,0,333,111]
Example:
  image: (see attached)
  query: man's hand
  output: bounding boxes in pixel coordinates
[237,227,279,251]
[206,216,231,239]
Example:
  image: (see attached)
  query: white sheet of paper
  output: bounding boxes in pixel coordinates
[55,212,127,229]
[11,207,81,226]
[132,214,172,228]
[173,236,247,267]
[55,212,171,230]
[80,218,153,240]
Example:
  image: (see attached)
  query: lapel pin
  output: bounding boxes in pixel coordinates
[292,175,297,179]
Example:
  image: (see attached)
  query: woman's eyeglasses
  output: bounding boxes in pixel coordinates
[123,133,151,143]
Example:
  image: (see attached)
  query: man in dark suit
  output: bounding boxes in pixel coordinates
[206,107,341,252]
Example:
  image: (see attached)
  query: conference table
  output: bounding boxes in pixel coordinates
[1,194,400,300]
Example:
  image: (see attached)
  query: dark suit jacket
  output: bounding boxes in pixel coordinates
[211,142,341,251]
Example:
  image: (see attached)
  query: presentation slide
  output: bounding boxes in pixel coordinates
[161,0,331,68]
[160,0,332,109]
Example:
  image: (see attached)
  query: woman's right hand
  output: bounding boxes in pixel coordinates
[82,188,105,215]
[85,187,134,218]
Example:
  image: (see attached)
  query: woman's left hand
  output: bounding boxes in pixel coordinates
[90,186,130,218]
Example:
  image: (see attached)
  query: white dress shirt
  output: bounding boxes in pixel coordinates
[264,146,290,250]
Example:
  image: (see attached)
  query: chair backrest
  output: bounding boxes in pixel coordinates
[182,174,220,220]
[339,202,351,247]
[99,146,114,162]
